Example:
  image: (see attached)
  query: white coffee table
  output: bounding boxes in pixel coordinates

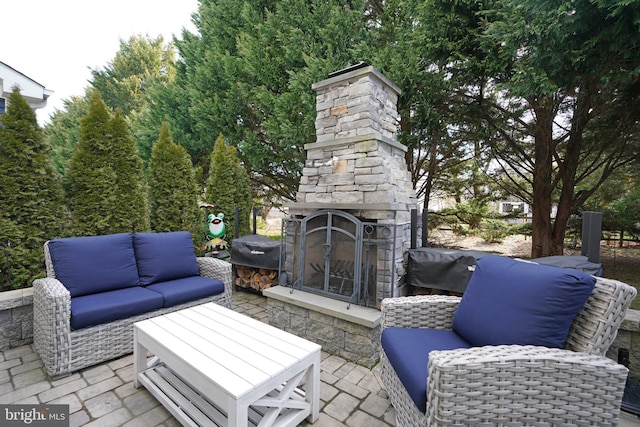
[133,302,321,427]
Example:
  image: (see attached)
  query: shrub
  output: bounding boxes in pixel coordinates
[148,122,200,239]
[65,91,149,235]
[0,88,67,289]
[480,218,511,243]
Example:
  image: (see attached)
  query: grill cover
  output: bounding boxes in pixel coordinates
[230,234,280,270]
[532,255,603,276]
[407,248,490,293]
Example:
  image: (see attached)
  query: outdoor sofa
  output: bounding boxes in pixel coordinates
[381,255,637,426]
[33,231,232,377]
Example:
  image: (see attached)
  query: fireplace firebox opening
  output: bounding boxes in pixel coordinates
[281,209,397,308]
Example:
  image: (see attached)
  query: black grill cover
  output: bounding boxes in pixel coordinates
[230,234,280,270]
[407,248,491,293]
[531,255,604,276]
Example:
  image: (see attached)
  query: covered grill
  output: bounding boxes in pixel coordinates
[407,247,490,294]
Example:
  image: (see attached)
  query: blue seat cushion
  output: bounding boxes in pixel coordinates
[452,255,596,348]
[381,328,471,413]
[145,276,225,307]
[133,232,200,285]
[70,287,163,330]
[48,233,139,297]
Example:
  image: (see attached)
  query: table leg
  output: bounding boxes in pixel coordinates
[229,397,249,427]
[307,351,321,423]
[133,328,147,388]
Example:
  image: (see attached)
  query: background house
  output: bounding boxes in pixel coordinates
[0,61,52,115]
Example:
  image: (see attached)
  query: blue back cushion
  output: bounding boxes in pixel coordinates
[133,232,200,285]
[381,328,471,413]
[48,233,139,297]
[452,256,596,348]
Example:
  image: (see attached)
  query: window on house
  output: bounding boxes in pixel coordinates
[501,202,525,214]
[0,97,5,114]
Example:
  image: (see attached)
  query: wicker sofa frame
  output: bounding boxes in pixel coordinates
[380,276,637,427]
[33,241,233,378]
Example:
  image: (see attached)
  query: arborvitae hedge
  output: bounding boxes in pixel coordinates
[65,91,149,235]
[148,122,200,240]
[205,134,253,241]
[0,88,67,290]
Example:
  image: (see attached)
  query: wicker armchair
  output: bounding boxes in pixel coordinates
[380,275,637,427]
[33,240,233,378]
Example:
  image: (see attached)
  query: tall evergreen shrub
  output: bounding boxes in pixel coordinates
[148,122,200,239]
[0,88,67,289]
[65,91,149,235]
[205,134,252,240]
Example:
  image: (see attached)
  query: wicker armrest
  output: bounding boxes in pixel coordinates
[32,277,72,377]
[380,295,461,330]
[427,345,628,425]
[197,257,232,298]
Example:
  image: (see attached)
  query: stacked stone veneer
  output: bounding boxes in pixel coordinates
[264,286,381,368]
[292,64,416,221]
[287,64,419,301]
[0,288,33,351]
[314,63,400,143]
[268,299,380,368]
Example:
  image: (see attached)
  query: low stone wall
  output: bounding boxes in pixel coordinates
[0,288,34,351]
[608,309,640,379]
[264,286,381,368]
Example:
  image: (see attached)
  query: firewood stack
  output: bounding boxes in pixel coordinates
[234,265,278,291]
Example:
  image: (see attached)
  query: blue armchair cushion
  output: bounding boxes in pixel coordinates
[381,328,471,413]
[48,233,140,298]
[70,287,163,330]
[133,232,200,285]
[452,255,596,348]
[145,276,225,307]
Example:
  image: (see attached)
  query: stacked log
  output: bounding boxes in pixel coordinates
[234,265,278,291]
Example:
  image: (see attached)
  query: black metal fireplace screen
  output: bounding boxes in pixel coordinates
[280,210,396,308]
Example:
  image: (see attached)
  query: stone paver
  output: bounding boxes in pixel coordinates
[0,288,638,426]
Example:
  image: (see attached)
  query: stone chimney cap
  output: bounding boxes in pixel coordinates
[312,63,401,95]
[328,62,370,78]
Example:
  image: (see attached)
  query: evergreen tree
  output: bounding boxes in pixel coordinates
[44,93,91,175]
[65,91,150,235]
[205,135,253,240]
[0,88,67,289]
[148,122,200,238]
[89,35,178,164]
[162,0,370,199]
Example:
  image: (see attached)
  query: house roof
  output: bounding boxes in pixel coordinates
[0,60,53,109]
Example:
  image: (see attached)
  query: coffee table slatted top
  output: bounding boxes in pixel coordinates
[135,302,321,399]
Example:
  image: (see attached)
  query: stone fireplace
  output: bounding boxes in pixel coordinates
[264,63,418,366]
[284,62,418,305]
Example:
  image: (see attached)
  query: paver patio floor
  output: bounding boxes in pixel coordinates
[1,288,638,426]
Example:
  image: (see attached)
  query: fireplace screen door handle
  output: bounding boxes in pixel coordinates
[323,243,331,258]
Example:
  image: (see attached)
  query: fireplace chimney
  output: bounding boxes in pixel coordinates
[285,63,418,300]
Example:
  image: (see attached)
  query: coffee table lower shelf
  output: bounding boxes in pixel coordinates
[138,364,311,427]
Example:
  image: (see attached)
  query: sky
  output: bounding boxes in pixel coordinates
[3,0,199,125]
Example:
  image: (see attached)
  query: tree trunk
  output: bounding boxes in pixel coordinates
[552,87,592,256]
[530,98,555,259]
